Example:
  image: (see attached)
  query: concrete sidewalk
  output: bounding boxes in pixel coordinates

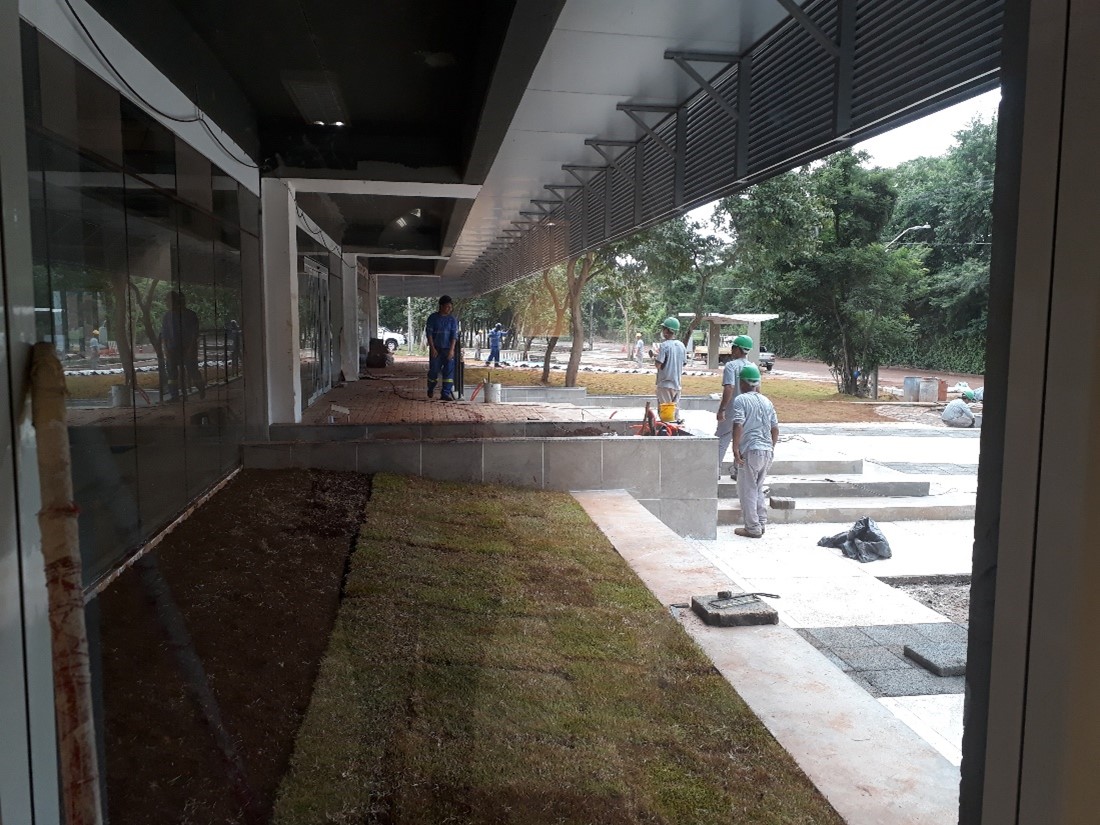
[575,490,963,825]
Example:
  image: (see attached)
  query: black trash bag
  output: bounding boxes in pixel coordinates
[817,517,892,563]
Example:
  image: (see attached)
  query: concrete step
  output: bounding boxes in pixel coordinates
[717,494,975,525]
[721,458,864,476]
[717,475,930,499]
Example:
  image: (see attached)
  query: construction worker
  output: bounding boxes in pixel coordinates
[715,334,754,475]
[485,322,503,366]
[654,317,686,418]
[633,332,645,365]
[942,390,978,428]
[426,295,459,400]
[730,363,779,538]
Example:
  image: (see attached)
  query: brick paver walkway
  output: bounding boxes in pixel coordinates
[301,359,604,425]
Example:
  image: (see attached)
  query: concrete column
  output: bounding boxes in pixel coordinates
[340,253,358,381]
[260,180,302,424]
[965,2,1100,823]
[365,272,380,341]
[0,0,60,819]
[747,321,761,365]
[707,320,720,368]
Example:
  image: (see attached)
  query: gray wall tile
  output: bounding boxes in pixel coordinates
[483,441,544,488]
[420,441,485,482]
[358,441,421,475]
[601,438,661,497]
[544,440,602,491]
[241,443,295,469]
[659,497,718,540]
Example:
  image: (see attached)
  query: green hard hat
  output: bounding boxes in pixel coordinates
[732,334,753,351]
[962,390,976,401]
[739,363,762,383]
[661,317,680,332]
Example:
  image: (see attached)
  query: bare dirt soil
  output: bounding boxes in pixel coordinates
[98,469,370,824]
[895,582,972,625]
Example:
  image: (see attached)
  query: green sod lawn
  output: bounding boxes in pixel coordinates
[273,474,842,824]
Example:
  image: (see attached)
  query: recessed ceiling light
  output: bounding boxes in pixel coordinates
[332,121,346,127]
[312,120,325,126]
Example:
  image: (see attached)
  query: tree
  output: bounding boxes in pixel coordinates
[727,151,925,395]
[616,217,734,347]
[563,251,611,387]
[888,117,996,349]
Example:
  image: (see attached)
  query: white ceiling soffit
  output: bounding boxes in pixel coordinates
[445,0,787,277]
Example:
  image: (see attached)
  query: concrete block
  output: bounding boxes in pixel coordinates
[544,440,602,491]
[803,626,878,649]
[658,436,718,499]
[859,624,935,648]
[483,440,544,488]
[420,441,485,482]
[293,441,358,472]
[904,641,967,676]
[691,592,779,626]
[601,438,660,498]
[835,646,913,672]
[357,441,421,475]
[860,669,965,698]
[636,499,661,519]
[770,496,797,510]
[914,622,970,645]
[241,443,295,469]
[659,497,718,540]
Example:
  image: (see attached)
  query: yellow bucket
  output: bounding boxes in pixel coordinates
[658,402,677,422]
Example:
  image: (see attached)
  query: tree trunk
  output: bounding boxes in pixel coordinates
[541,336,558,383]
[31,344,103,825]
[564,253,594,387]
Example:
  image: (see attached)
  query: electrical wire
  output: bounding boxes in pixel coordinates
[62,0,260,171]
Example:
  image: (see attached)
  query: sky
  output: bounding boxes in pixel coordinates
[854,88,1000,168]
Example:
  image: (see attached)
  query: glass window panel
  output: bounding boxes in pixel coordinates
[31,137,140,584]
[211,164,239,228]
[120,98,175,192]
[176,138,212,214]
[176,205,222,496]
[125,174,187,538]
[214,225,245,472]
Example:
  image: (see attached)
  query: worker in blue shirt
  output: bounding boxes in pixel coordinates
[485,323,504,366]
[426,294,459,400]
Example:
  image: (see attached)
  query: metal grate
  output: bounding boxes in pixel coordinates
[641,118,676,221]
[461,0,1004,296]
[684,64,739,204]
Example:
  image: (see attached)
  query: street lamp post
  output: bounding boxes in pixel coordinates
[886,223,931,249]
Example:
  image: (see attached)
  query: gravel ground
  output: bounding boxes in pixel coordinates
[895,582,972,624]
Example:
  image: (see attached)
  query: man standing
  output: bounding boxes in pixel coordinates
[654,317,686,417]
[941,390,978,427]
[485,322,503,366]
[426,294,459,400]
[633,332,645,365]
[715,334,754,473]
[730,363,779,538]
[160,291,205,402]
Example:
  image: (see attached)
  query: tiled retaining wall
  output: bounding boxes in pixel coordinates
[244,434,718,539]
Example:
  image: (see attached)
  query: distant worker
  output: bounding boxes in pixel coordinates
[426,294,459,401]
[715,334,755,475]
[654,317,687,419]
[485,322,504,366]
[941,390,978,428]
[633,332,645,365]
[730,363,779,538]
[89,328,102,366]
[160,291,206,402]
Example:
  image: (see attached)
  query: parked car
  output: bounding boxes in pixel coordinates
[758,346,775,372]
[378,326,406,352]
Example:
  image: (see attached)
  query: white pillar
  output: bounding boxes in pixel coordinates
[365,273,380,341]
[260,180,302,424]
[747,321,761,365]
[707,320,720,368]
[340,253,358,381]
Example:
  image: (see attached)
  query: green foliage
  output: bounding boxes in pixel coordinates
[720,150,925,395]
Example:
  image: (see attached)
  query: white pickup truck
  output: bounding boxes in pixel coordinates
[694,344,776,370]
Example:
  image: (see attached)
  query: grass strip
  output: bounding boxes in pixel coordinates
[274,474,843,824]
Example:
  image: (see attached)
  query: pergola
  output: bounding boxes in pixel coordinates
[678,312,779,369]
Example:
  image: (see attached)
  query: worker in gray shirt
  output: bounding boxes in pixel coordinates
[941,391,978,428]
[715,334,754,475]
[730,363,779,538]
[654,316,687,419]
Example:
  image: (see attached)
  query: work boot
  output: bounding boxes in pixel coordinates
[734,527,762,539]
